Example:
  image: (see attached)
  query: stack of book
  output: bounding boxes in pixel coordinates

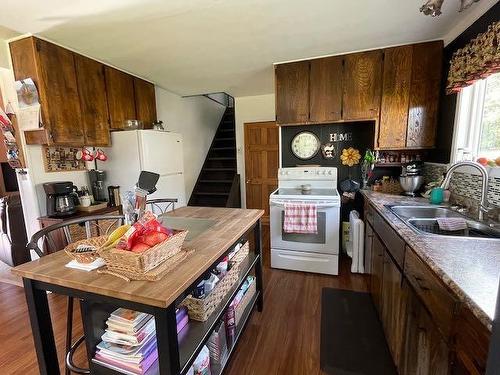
[93,308,158,375]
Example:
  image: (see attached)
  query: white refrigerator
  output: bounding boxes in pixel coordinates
[98,130,186,207]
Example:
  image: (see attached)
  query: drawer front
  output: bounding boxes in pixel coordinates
[404,247,458,339]
[373,210,405,269]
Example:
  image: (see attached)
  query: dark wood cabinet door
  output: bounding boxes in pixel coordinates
[309,56,343,123]
[364,221,374,278]
[275,61,310,125]
[343,50,383,120]
[400,282,450,375]
[379,46,413,149]
[134,78,157,129]
[105,66,136,129]
[370,234,385,315]
[407,41,443,148]
[381,250,407,369]
[74,54,110,146]
[36,39,84,145]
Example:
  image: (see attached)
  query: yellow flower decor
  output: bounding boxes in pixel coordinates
[340,147,361,167]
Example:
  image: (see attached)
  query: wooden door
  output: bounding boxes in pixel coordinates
[406,41,443,148]
[381,249,407,369]
[105,66,136,129]
[244,121,279,224]
[36,39,84,145]
[370,233,385,314]
[275,61,310,125]
[343,50,383,120]
[74,54,110,146]
[379,46,413,149]
[309,56,343,123]
[134,78,157,129]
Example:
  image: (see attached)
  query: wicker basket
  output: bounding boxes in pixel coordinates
[180,241,249,322]
[64,236,107,264]
[379,180,403,195]
[235,280,257,326]
[98,230,188,273]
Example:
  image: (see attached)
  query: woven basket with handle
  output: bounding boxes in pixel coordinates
[64,236,107,264]
[180,241,250,322]
[98,230,188,273]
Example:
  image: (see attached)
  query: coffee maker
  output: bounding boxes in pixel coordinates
[43,182,78,218]
[88,169,107,202]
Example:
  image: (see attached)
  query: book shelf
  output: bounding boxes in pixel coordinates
[84,224,263,375]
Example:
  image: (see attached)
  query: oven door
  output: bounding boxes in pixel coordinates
[270,200,340,255]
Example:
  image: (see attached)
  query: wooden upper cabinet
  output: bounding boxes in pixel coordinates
[406,41,443,148]
[309,56,343,123]
[378,46,413,149]
[74,54,110,146]
[133,78,157,129]
[105,66,136,129]
[10,37,84,145]
[343,50,383,120]
[275,61,310,125]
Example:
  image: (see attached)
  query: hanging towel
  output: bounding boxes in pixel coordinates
[283,202,318,234]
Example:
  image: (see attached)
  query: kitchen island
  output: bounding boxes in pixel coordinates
[13,207,264,375]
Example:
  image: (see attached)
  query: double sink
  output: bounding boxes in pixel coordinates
[387,205,500,240]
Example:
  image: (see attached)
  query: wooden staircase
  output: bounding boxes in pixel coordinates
[189,106,241,207]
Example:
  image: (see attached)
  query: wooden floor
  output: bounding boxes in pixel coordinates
[0,251,367,374]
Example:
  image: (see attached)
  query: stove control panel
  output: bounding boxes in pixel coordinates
[278,167,337,181]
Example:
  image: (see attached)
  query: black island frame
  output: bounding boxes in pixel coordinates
[23,219,264,375]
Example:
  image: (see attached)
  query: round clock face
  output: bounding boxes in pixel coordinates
[291,132,320,160]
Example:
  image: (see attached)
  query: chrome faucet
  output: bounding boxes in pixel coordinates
[440,161,490,221]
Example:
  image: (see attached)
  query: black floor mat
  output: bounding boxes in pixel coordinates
[320,288,397,375]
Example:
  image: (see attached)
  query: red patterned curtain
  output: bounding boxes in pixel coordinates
[446,21,500,94]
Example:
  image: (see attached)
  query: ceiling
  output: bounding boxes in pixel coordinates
[0,0,496,96]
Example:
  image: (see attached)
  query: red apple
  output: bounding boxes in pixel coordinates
[477,157,488,166]
[131,242,150,253]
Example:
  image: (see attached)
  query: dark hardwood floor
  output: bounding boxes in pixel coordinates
[0,245,367,375]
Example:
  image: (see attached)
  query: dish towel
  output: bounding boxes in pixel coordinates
[283,202,318,234]
[436,217,468,231]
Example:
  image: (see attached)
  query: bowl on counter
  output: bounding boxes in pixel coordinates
[399,175,424,196]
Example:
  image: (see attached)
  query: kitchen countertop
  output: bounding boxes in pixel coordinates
[361,190,500,331]
[13,207,263,308]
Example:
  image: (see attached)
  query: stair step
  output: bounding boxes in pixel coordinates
[218,129,235,133]
[215,137,235,141]
[199,179,233,183]
[203,168,237,171]
[212,147,236,151]
[193,191,230,196]
[208,157,235,161]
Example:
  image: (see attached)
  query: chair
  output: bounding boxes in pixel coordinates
[26,214,125,375]
[146,198,178,215]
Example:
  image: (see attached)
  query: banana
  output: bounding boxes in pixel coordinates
[103,224,130,248]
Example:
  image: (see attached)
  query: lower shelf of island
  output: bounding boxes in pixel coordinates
[90,251,261,375]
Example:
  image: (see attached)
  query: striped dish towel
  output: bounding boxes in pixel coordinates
[283,202,318,234]
[436,217,468,231]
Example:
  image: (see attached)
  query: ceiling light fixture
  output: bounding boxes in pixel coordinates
[420,0,481,17]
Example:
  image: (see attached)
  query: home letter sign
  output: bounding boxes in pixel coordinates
[329,132,353,142]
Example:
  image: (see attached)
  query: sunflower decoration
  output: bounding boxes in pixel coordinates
[340,147,361,167]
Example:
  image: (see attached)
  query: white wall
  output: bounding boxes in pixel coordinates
[155,88,226,201]
[0,40,10,69]
[234,94,276,207]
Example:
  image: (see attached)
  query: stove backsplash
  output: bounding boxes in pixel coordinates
[281,122,375,189]
[423,162,500,220]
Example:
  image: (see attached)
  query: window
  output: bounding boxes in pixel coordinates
[451,72,500,163]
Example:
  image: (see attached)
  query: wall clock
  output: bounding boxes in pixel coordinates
[291,131,320,160]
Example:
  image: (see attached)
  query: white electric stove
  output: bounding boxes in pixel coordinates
[269,167,341,275]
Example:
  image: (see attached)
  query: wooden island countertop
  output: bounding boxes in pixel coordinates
[13,207,264,308]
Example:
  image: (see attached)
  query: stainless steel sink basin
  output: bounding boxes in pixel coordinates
[388,205,464,220]
[387,205,500,240]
